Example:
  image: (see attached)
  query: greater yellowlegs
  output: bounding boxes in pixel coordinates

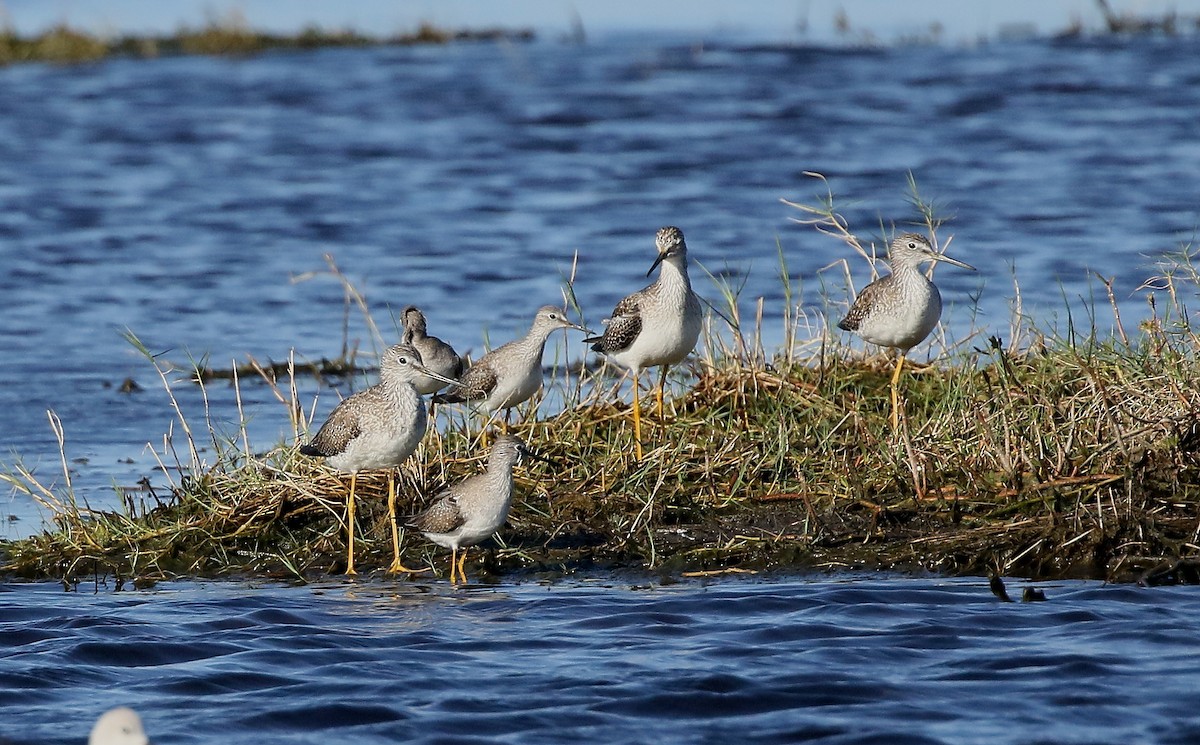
[407,434,548,583]
[89,707,149,745]
[433,305,589,420]
[300,343,458,575]
[837,232,975,429]
[401,305,463,396]
[585,226,702,461]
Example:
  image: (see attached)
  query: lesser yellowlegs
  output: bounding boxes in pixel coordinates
[433,305,589,421]
[300,343,458,575]
[407,434,548,583]
[401,305,463,396]
[837,232,975,429]
[89,707,149,745]
[585,226,702,461]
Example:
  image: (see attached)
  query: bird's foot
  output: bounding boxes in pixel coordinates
[387,560,430,575]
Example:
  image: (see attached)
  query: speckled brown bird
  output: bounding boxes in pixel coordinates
[401,305,463,396]
[433,305,589,420]
[300,343,458,575]
[407,434,548,583]
[838,233,975,429]
[585,226,702,460]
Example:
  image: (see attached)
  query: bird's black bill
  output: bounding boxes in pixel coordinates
[646,253,665,277]
[414,363,460,388]
[520,447,557,467]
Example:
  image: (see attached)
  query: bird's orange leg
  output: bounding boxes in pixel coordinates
[345,473,358,576]
[387,470,428,575]
[890,353,907,431]
[631,372,644,462]
[655,365,670,418]
[457,548,470,585]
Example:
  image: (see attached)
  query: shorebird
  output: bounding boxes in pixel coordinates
[89,707,149,745]
[401,305,463,396]
[433,305,589,422]
[585,225,702,461]
[407,434,548,584]
[837,232,976,429]
[300,343,458,575]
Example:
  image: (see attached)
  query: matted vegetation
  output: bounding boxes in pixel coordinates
[3,179,1199,586]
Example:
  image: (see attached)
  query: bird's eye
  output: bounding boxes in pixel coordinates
[908,241,918,249]
[549,313,559,319]
[399,357,408,364]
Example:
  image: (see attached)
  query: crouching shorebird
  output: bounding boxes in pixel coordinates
[300,343,458,575]
[401,305,463,396]
[837,232,976,429]
[433,305,590,425]
[407,434,550,584]
[586,226,702,461]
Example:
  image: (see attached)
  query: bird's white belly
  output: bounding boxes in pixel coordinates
[858,287,942,351]
[326,424,424,473]
[463,496,511,542]
[422,502,508,551]
[614,308,701,371]
[485,369,541,412]
[423,530,465,551]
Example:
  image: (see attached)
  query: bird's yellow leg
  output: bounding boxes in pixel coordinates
[448,547,458,584]
[632,373,644,462]
[345,473,358,576]
[457,548,469,585]
[656,365,669,418]
[387,470,428,575]
[890,353,906,431]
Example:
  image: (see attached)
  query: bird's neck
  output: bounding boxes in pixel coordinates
[521,324,557,354]
[486,459,518,478]
[887,257,929,282]
[380,377,422,406]
[657,255,692,293]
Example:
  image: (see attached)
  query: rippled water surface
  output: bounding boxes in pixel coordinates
[3,575,1200,744]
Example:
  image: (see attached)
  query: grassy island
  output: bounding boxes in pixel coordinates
[3,182,1199,587]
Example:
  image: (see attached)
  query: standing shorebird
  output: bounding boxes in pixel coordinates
[837,232,976,429]
[89,707,149,745]
[433,305,590,423]
[300,343,458,575]
[401,305,463,396]
[586,225,702,461]
[407,434,548,584]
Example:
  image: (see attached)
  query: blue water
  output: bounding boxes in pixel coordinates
[3,31,1200,744]
[3,575,1199,744]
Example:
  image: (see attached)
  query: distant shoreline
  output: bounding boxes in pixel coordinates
[4,0,1199,68]
[0,20,535,66]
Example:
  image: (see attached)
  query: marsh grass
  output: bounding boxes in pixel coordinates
[0,15,533,67]
[4,182,1200,586]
